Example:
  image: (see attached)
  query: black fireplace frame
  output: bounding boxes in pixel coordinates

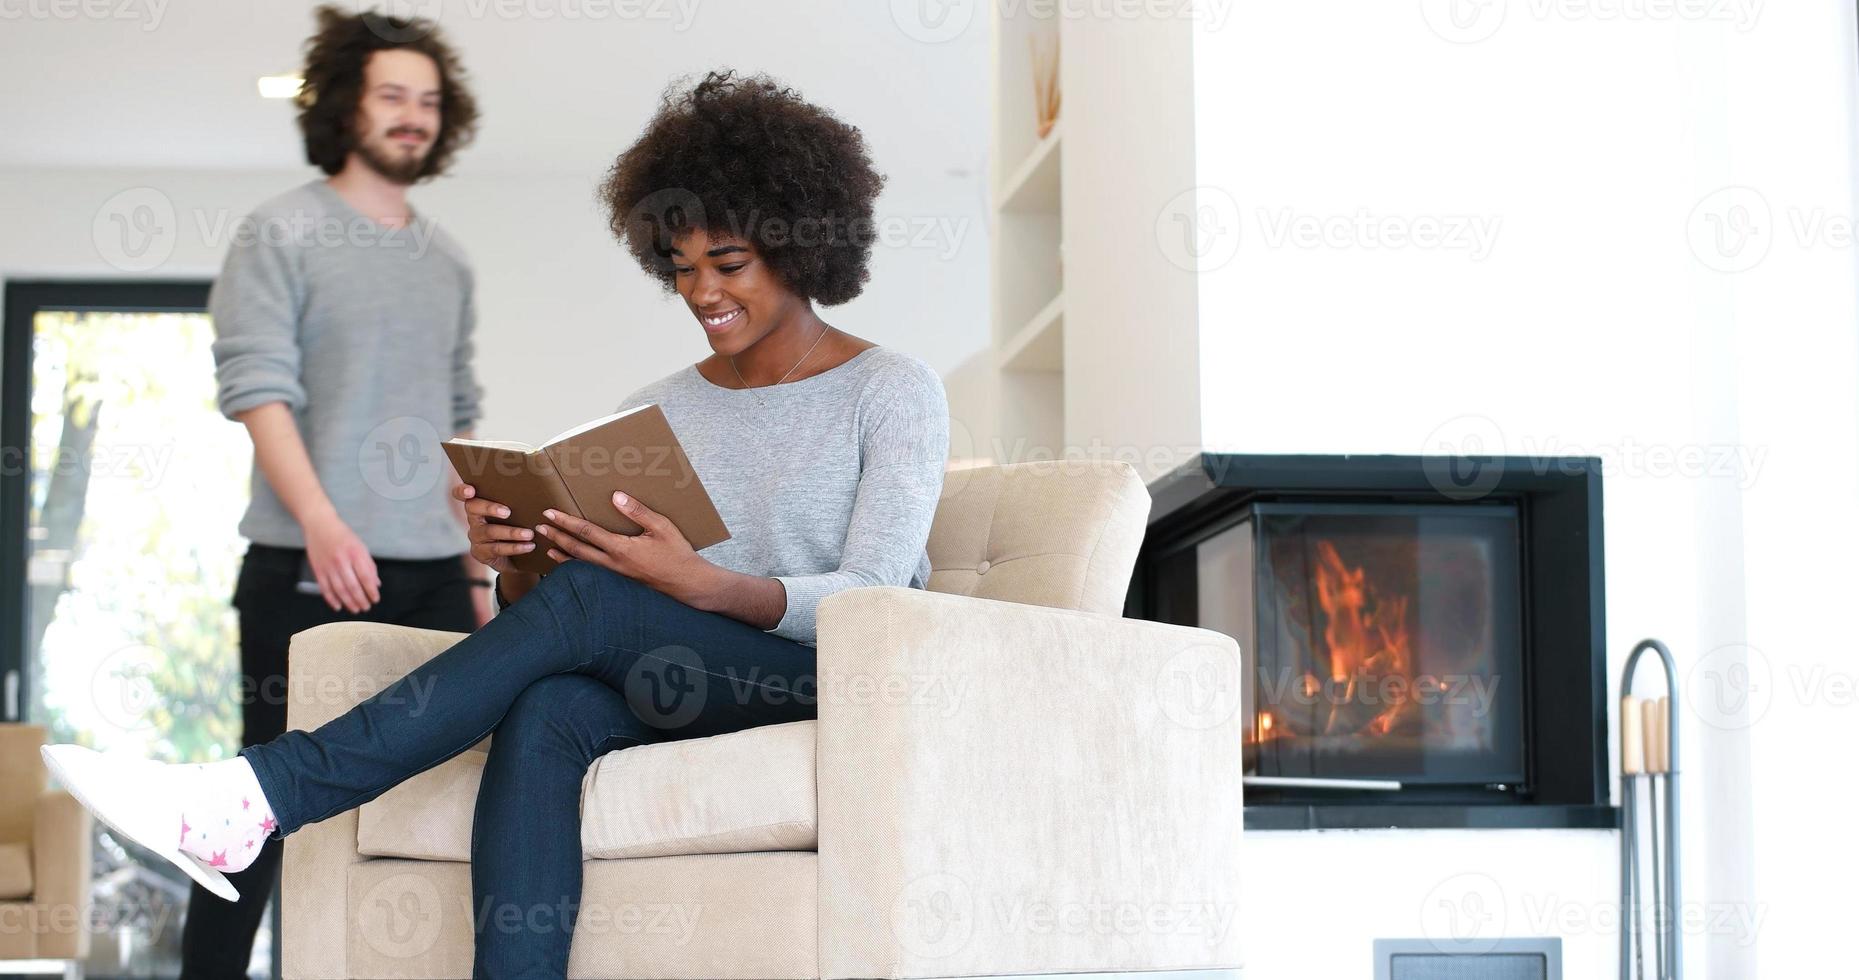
[1129,453,1618,831]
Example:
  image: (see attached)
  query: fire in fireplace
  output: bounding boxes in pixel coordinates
[1204,504,1526,785]
[1132,453,1615,831]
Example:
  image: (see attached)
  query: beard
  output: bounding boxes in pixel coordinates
[353,127,432,185]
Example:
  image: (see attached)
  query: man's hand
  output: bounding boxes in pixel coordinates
[536,491,714,603]
[301,507,381,614]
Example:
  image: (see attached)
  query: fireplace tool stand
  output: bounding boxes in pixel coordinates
[1618,639,1681,980]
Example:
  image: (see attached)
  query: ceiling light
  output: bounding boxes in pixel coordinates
[258,75,303,99]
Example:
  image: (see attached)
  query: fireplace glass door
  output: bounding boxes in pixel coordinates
[1197,503,1528,785]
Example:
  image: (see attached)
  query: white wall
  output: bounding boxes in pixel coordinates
[0,166,990,443]
[1189,2,1856,977]
[1720,2,1859,976]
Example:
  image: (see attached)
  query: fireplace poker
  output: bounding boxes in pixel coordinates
[1646,697,1675,979]
[1619,640,1682,980]
[1620,694,1645,980]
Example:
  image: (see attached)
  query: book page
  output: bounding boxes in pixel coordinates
[542,403,654,448]
[445,438,537,453]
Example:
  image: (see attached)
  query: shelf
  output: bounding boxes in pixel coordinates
[999,292,1063,372]
[998,122,1061,214]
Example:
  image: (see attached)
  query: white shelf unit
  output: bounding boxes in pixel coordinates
[990,6,1065,461]
[985,3,1202,480]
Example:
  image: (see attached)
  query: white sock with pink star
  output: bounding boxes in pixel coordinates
[175,757,277,874]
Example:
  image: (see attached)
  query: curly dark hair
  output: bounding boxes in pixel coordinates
[599,70,887,307]
[295,4,479,180]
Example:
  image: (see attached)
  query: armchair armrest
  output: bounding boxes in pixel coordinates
[31,790,91,960]
[814,586,1245,980]
[281,621,468,980]
[284,621,471,731]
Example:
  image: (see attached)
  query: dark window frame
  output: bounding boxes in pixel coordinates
[0,279,212,722]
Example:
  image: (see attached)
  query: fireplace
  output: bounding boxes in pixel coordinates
[1130,454,1616,830]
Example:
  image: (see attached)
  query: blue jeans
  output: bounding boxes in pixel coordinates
[239,560,820,979]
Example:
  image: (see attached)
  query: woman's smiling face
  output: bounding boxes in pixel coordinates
[672,227,799,352]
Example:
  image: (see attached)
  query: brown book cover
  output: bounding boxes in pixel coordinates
[441,404,730,575]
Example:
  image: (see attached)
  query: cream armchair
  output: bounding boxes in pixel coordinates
[0,724,93,977]
[280,459,1245,979]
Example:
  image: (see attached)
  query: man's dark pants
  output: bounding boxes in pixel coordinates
[178,543,477,980]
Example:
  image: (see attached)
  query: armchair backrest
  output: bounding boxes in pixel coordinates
[0,724,47,844]
[925,459,1151,616]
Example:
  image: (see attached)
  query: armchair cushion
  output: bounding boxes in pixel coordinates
[356,719,817,862]
[925,459,1149,615]
[0,842,28,900]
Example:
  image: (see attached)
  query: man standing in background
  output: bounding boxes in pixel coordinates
[188,6,492,976]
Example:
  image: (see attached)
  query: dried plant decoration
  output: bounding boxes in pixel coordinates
[1030,33,1061,138]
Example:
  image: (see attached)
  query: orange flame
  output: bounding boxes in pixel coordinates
[1313,540,1413,736]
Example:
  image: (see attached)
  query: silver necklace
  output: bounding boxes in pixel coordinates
[730,325,830,406]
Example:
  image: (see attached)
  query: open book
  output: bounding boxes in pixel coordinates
[441,404,730,575]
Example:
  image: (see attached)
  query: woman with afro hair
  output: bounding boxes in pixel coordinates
[43,70,950,977]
